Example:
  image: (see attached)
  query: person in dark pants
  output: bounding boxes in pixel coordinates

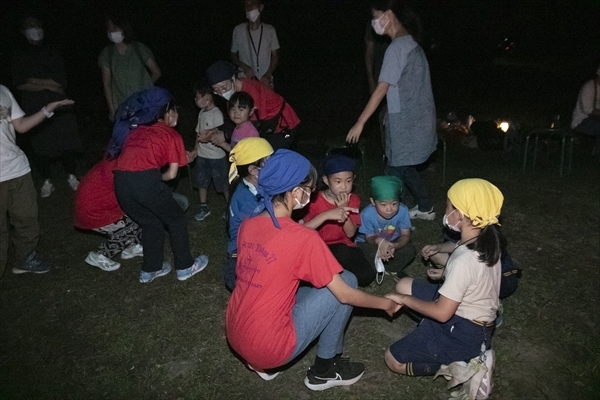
[110,87,208,283]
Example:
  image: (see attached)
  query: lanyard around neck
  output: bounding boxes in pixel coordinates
[247,23,263,74]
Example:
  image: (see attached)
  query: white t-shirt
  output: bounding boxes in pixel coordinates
[196,107,226,159]
[571,79,600,129]
[438,244,501,322]
[231,22,280,80]
[0,85,30,182]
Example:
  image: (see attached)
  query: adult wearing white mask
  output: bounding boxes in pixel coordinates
[347,0,437,222]
[98,15,162,121]
[12,16,82,198]
[230,0,280,88]
[206,61,300,150]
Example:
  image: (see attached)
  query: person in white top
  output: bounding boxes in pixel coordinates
[0,84,73,276]
[230,0,280,88]
[571,62,600,152]
[384,178,505,400]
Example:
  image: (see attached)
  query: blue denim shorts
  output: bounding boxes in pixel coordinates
[193,156,229,193]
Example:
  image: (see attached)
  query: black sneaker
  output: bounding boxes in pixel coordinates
[12,251,52,274]
[304,358,365,391]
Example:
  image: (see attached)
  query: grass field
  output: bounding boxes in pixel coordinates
[1,58,599,399]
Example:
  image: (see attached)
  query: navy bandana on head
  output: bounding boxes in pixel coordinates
[108,87,172,158]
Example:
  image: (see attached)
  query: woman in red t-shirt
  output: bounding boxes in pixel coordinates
[111,87,208,283]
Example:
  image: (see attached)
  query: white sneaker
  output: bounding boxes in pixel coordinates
[67,174,79,191]
[40,179,55,198]
[121,244,143,259]
[248,364,280,381]
[476,349,495,400]
[85,252,121,271]
[409,205,436,220]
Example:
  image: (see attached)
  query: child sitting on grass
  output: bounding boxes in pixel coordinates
[224,137,274,291]
[192,84,228,221]
[211,91,259,152]
[301,154,375,287]
[355,175,416,280]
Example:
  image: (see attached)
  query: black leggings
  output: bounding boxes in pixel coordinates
[327,243,375,287]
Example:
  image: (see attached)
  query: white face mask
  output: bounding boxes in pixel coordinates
[371,13,389,36]
[293,187,311,210]
[25,27,44,42]
[222,85,235,101]
[246,9,260,22]
[196,98,208,109]
[108,31,124,44]
[443,209,461,232]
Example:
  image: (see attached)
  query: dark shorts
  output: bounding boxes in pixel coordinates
[192,156,228,193]
[388,279,494,373]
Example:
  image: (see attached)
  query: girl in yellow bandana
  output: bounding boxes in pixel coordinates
[384,178,505,400]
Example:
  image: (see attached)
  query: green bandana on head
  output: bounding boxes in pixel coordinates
[371,176,402,201]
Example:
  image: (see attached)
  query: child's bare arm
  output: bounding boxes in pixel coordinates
[392,228,411,250]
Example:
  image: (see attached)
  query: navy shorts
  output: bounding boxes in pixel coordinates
[193,156,229,193]
[389,279,494,375]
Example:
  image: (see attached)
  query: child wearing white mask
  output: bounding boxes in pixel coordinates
[230,0,280,88]
[98,15,162,121]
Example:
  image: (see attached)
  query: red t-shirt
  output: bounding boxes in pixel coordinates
[74,159,123,230]
[226,216,343,370]
[113,121,187,172]
[303,192,361,247]
[240,78,300,132]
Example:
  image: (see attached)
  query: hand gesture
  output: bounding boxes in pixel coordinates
[243,66,256,79]
[378,240,395,261]
[210,130,226,146]
[334,192,350,208]
[197,129,213,143]
[426,267,445,281]
[346,122,364,144]
[185,150,196,164]
[384,294,404,316]
[421,244,440,260]
[46,99,74,113]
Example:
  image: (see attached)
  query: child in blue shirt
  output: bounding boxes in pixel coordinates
[224,137,274,291]
[356,175,416,277]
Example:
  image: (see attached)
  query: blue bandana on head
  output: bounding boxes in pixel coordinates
[108,87,173,158]
[257,149,311,228]
[323,154,355,176]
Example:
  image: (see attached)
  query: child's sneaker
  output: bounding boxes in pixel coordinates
[304,358,365,391]
[12,251,52,274]
[139,262,172,283]
[177,254,209,281]
[409,205,436,220]
[85,251,121,271]
[476,349,495,400]
[67,174,79,191]
[248,364,280,381]
[40,179,55,198]
[121,244,143,259]
[194,205,211,221]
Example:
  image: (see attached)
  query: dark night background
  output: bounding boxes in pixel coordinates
[1,0,599,139]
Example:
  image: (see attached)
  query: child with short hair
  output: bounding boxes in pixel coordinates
[302,154,375,287]
[192,84,228,221]
[212,91,259,152]
[355,175,416,278]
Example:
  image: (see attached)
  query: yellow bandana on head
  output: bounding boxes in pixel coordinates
[228,137,274,183]
[447,179,504,228]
